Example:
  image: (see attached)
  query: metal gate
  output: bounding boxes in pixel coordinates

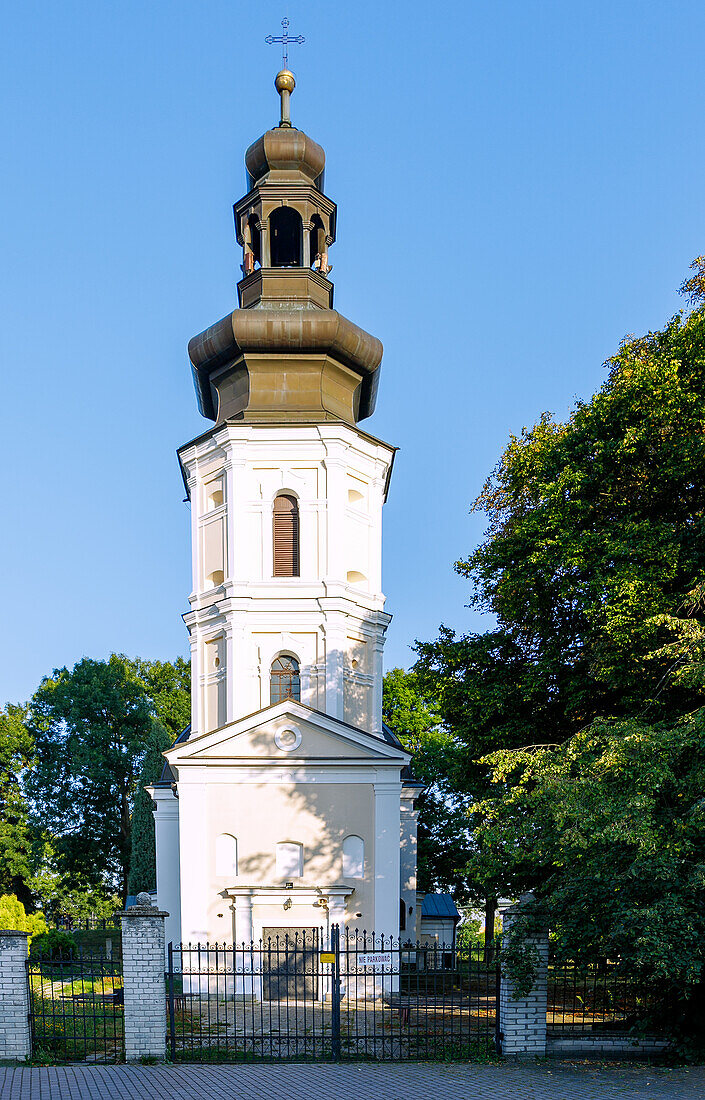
[166,926,499,1062]
[28,949,124,1062]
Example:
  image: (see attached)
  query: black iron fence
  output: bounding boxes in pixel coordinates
[28,950,124,1062]
[167,926,499,1062]
[53,915,120,931]
[547,953,670,1036]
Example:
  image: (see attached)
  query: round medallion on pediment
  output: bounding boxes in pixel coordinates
[275,726,302,752]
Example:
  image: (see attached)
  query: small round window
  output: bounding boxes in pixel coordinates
[274,727,302,752]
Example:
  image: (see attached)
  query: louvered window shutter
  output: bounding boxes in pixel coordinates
[273,494,300,577]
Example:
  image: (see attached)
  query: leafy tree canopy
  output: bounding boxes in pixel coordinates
[25,655,173,903]
[128,720,173,895]
[0,706,35,906]
[125,656,190,740]
[0,893,47,942]
[460,293,705,729]
[411,270,705,998]
[382,669,471,899]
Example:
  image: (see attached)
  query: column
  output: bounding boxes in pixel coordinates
[234,893,255,997]
[178,781,209,944]
[302,221,311,269]
[399,791,418,940]
[189,632,200,735]
[234,893,253,945]
[225,453,243,584]
[327,894,347,1000]
[499,899,549,1057]
[370,632,385,736]
[224,621,234,724]
[150,787,181,952]
[118,894,168,1061]
[188,471,199,594]
[0,931,30,1061]
[322,451,347,583]
[369,475,385,594]
[373,781,401,940]
[260,220,270,267]
[325,618,346,721]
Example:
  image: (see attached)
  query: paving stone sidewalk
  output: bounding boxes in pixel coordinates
[1,1062,704,1100]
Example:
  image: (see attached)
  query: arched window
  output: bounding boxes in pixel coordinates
[270,207,303,267]
[273,493,299,577]
[215,833,238,877]
[270,655,300,705]
[399,897,407,932]
[342,834,364,878]
[276,841,303,878]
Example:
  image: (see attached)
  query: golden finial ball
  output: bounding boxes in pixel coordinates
[275,70,296,94]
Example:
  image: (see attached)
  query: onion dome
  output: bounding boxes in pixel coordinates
[245,71,325,187]
[188,69,382,427]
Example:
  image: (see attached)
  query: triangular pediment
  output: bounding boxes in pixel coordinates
[164,701,410,767]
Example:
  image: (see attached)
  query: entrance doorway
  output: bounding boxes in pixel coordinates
[262,926,318,1001]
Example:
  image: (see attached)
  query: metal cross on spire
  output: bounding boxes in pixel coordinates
[265,17,305,70]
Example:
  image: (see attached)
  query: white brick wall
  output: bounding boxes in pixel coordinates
[499,910,549,1057]
[0,931,31,1062]
[119,903,168,1061]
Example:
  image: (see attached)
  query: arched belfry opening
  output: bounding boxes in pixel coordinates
[270,207,303,267]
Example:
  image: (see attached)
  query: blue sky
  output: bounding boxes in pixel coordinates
[2,0,704,705]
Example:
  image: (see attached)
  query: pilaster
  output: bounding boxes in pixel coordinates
[373,781,402,938]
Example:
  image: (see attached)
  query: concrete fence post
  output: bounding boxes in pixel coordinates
[117,893,169,1061]
[499,899,549,1057]
[0,931,31,1062]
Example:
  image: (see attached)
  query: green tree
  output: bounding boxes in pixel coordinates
[26,656,161,903]
[382,669,470,899]
[127,719,171,895]
[0,705,35,906]
[459,293,705,730]
[126,657,190,740]
[412,629,558,941]
[411,268,705,1034]
[124,657,188,896]
[0,894,47,943]
[474,709,705,1040]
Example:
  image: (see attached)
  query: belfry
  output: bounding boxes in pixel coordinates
[150,69,418,959]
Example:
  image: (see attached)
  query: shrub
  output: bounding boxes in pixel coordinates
[31,927,78,958]
[0,894,47,943]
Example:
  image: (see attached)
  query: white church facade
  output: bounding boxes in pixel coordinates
[149,70,420,954]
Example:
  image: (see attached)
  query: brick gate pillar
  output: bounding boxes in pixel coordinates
[499,897,549,1057]
[0,930,31,1061]
[117,893,169,1061]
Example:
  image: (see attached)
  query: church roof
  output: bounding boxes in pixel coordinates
[164,700,412,770]
[157,718,413,786]
[155,724,191,786]
[421,894,461,922]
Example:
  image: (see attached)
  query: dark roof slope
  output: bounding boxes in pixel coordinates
[421,894,461,921]
[155,725,191,786]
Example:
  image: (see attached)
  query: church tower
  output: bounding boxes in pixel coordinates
[183,70,392,742]
[153,69,416,956]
